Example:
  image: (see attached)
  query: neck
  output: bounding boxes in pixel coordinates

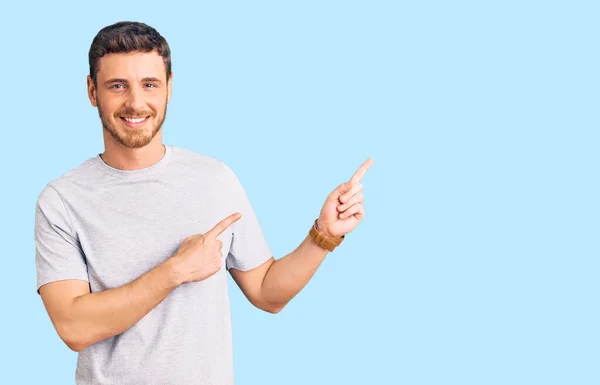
[100,134,166,171]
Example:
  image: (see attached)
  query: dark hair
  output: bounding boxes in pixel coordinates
[89,21,171,85]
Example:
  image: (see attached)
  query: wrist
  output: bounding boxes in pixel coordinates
[163,257,185,288]
[316,219,334,238]
[310,219,345,252]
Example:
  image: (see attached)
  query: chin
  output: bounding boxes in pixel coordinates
[102,116,163,149]
[121,132,155,148]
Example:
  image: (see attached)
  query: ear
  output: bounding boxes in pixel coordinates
[167,73,173,104]
[87,75,98,107]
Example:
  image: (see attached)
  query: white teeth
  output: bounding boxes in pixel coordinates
[123,117,146,123]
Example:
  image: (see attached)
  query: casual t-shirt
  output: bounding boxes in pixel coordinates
[34,144,273,385]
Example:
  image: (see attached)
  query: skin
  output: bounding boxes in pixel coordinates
[40,49,374,353]
[238,158,374,313]
[86,50,172,170]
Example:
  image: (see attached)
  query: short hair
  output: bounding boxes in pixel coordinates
[88,21,171,85]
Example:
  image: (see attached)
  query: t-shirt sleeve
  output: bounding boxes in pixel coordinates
[35,184,89,294]
[222,165,273,271]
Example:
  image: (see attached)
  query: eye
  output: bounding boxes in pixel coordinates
[145,83,158,88]
[110,84,125,89]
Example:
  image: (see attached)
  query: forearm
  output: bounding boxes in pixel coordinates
[260,234,329,309]
[64,259,180,351]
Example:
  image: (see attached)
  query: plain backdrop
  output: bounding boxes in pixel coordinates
[1,1,598,384]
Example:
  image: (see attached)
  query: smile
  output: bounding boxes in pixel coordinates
[120,116,150,127]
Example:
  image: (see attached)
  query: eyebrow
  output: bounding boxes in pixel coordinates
[141,77,163,83]
[104,77,164,85]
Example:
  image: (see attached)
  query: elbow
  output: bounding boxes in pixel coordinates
[261,301,287,314]
[264,307,281,314]
[66,339,89,353]
[57,322,89,353]
[65,340,86,353]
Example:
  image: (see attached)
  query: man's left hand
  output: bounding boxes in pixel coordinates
[317,158,374,238]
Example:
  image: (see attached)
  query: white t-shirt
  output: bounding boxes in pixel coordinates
[34,144,272,385]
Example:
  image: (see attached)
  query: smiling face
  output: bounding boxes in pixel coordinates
[87,50,172,149]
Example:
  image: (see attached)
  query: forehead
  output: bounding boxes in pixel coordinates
[96,51,166,81]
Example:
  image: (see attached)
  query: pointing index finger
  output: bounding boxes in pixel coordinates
[207,212,241,238]
[349,158,374,185]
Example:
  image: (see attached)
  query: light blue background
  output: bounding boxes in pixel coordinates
[1,1,598,384]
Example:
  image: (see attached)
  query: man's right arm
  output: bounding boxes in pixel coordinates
[39,258,182,352]
[38,212,241,353]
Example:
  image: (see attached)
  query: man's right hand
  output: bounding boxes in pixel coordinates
[170,212,242,284]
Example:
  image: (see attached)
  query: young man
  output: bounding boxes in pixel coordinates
[35,21,373,385]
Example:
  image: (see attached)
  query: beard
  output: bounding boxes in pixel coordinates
[97,99,167,149]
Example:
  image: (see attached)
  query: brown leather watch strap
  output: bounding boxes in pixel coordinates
[309,219,345,252]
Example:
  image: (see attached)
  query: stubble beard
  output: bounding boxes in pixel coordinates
[97,99,167,149]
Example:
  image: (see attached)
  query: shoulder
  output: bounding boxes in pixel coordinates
[36,156,98,204]
[36,183,62,210]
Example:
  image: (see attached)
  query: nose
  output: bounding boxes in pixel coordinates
[123,85,146,112]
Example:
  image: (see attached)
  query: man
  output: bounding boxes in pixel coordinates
[35,21,373,385]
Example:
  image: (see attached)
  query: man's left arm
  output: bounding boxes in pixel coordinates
[229,158,374,313]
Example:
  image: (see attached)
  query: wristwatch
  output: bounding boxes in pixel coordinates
[309,219,345,252]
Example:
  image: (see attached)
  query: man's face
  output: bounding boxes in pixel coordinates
[87,51,172,149]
